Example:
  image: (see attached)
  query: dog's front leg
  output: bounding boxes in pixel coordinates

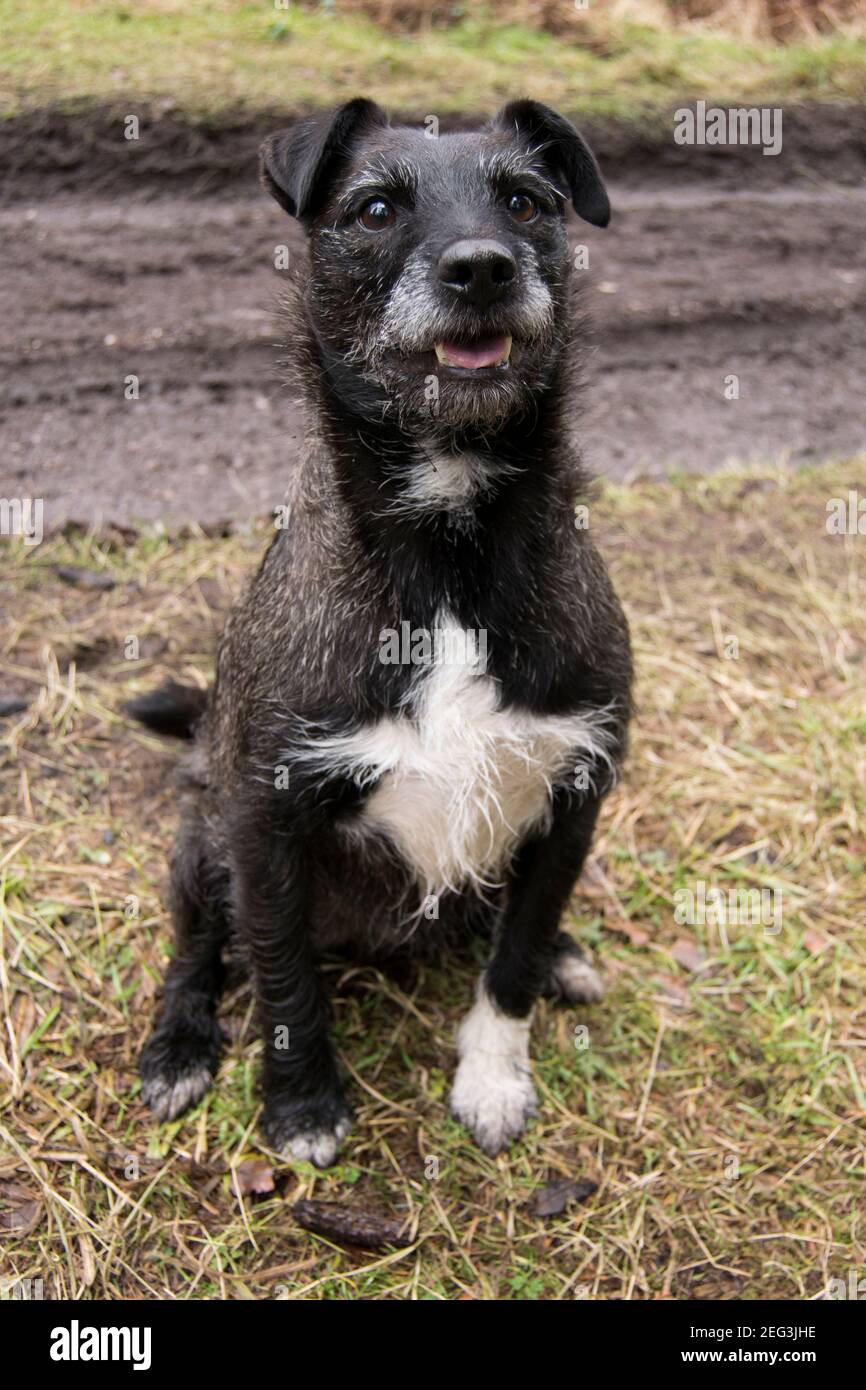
[232,814,350,1168]
[451,794,601,1155]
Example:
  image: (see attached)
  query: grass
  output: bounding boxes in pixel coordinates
[1,0,865,121]
[1,460,865,1299]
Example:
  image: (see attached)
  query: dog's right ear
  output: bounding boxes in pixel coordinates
[260,98,389,223]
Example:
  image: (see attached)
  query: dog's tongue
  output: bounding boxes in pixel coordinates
[435,335,511,369]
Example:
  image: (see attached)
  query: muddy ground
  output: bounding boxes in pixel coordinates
[2,105,865,527]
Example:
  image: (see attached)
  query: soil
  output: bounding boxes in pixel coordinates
[2,104,865,528]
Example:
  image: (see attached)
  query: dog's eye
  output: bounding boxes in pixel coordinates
[507,191,539,224]
[358,197,396,231]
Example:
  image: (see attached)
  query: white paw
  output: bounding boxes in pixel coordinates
[141,1064,213,1121]
[451,1055,538,1154]
[450,983,538,1155]
[551,952,605,1004]
[283,1117,351,1169]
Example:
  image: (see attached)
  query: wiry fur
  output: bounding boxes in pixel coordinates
[134,98,632,1164]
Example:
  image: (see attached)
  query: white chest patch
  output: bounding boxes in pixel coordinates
[394,450,515,516]
[300,620,617,899]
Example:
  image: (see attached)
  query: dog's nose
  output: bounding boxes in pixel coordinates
[438,239,517,308]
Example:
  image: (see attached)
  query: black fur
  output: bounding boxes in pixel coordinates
[125,679,207,740]
[132,99,633,1163]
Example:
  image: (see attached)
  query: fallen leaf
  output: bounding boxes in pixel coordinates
[292,1199,409,1250]
[803,929,830,956]
[231,1160,275,1197]
[0,1181,43,1235]
[605,917,650,947]
[671,937,707,973]
[531,1177,598,1218]
[55,565,115,591]
[651,973,691,1008]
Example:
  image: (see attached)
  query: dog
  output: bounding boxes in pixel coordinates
[129,98,632,1164]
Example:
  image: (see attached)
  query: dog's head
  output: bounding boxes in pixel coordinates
[261,98,609,429]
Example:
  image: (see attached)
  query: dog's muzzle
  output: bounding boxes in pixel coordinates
[367,242,555,371]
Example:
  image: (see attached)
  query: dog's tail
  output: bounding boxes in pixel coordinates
[125,679,208,740]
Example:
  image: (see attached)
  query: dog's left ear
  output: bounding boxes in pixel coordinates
[261,97,389,223]
[491,99,610,228]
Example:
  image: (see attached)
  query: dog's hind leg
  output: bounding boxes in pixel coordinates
[140,813,229,1121]
[544,931,604,1004]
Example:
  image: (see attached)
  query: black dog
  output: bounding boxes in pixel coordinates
[130,98,632,1163]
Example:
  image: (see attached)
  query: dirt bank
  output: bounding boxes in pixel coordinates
[2,104,864,527]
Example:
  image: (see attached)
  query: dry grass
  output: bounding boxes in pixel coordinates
[1,460,864,1300]
[301,0,866,43]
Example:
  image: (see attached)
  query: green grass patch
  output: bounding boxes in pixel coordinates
[1,0,865,120]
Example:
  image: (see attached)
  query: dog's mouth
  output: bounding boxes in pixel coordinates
[380,330,530,385]
[433,334,512,371]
